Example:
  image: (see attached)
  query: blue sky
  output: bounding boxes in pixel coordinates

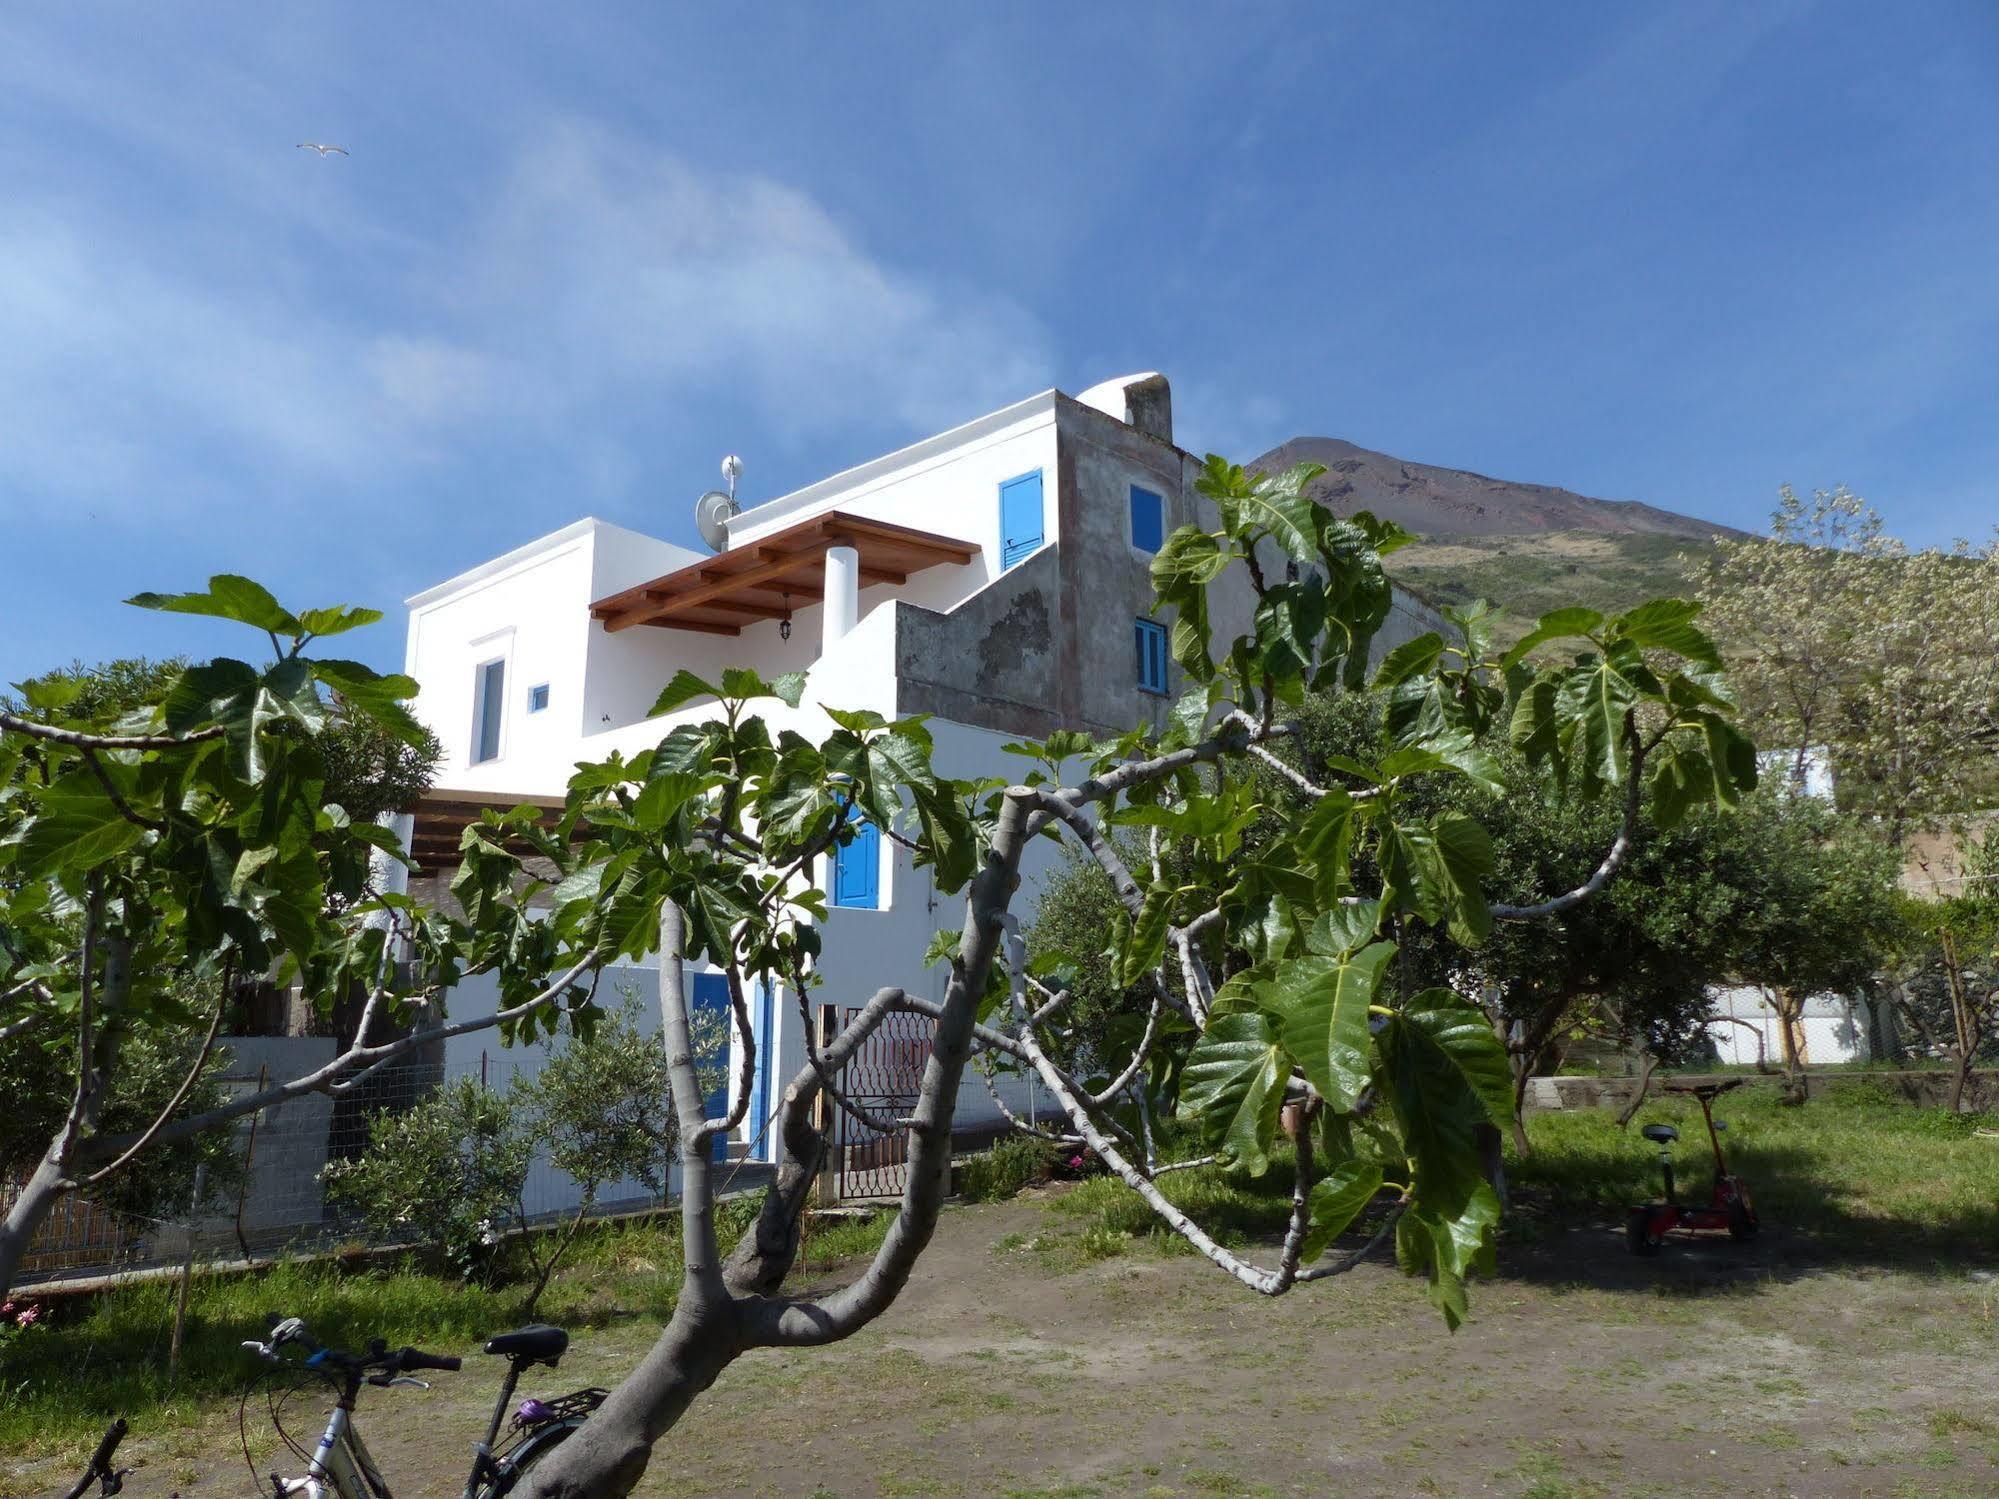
[3,2,1996,685]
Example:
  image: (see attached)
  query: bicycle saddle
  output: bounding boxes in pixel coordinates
[483,1324,569,1366]
[1640,1124,1679,1144]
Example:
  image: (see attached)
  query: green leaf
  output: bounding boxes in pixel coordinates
[313,659,425,748]
[1402,990,1512,1129]
[769,672,808,709]
[1427,810,1494,944]
[1499,606,1604,669]
[1176,1011,1288,1176]
[128,574,302,636]
[1122,879,1177,986]
[1555,654,1639,791]
[1232,462,1327,562]
[1377,1011,1490,1221]
[630,772,712,830]
[649,669,721,716]
[14,771,146,875]
[1258,942,1394,1112]
[296,605,384,640]
[1304,898,1382,957]
[14,674,84,713]
[1396,1183,1500,1331]
[1700,713,1758,804]
[1372,633,1444,689]
[1300,1160,1385,1262]
[1610,598,1721,669]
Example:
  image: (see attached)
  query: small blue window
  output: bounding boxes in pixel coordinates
[527,683,550,714]
[1130,485,1164,553]
[1135,618,1169,695]
[999,470,1044,570]
[832,812,881,909]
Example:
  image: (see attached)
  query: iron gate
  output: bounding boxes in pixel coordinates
[833,1007,933,1200]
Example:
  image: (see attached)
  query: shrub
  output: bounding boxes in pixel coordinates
[957,1136,1055,1203]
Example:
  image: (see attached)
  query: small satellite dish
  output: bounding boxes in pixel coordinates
[695,489,738,553]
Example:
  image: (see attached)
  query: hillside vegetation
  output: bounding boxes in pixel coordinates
[1385,529,1724,649]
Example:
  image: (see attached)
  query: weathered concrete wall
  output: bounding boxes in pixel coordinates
[894,547,1066,739]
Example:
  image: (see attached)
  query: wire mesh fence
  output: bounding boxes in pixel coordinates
[5,1040,691,1292]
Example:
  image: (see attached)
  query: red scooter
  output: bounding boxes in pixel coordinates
[1626,1080,1759,1255]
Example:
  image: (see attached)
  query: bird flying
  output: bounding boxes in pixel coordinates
[295,143,349,156]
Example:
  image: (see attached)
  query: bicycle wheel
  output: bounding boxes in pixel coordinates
[473,1419,583,1498]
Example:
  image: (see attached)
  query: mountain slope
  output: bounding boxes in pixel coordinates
[1251,436,1752,648]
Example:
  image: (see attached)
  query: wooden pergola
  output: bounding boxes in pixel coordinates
[589,510,979,635]
[405,789,568,868]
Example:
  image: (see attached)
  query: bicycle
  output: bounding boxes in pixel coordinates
[238,1313,606,1497]
[59,1418,130,1499]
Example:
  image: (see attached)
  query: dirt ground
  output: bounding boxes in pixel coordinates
[32,1188,1999,1499]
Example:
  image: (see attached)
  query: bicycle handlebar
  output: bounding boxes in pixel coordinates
[244,1316,459,1379]
[396,1346,462,1373]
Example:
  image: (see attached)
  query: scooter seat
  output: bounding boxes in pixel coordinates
[1641,1124,1679,1144]
[483,1325,568,1365]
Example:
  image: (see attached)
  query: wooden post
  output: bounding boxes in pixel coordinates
[814,1003,838,1207]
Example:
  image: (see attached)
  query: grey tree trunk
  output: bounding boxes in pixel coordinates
[517,792,1033,1497]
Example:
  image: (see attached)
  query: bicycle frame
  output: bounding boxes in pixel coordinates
[280,1401,392,1498]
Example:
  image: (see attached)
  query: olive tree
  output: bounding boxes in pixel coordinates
[1697,485,1999,841]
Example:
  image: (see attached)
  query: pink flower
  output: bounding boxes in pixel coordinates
[14,1305,39,1326]
[1067,1154,1085,1169]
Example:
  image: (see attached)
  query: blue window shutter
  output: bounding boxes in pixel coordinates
[1135,618,1169,694]
[833,816,880,908]
[999,470,1044,570]
[1130,486,1164,552]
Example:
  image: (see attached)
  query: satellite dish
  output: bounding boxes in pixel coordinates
[695,489,738,553]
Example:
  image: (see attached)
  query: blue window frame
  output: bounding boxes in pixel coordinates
[999,469,1044,570]
[1129,485,1164,553]
[1135,617,1170,695]
[472,658,505,764]
[527,683,550,714]
[832,813,881,909]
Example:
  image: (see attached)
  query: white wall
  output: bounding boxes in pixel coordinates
[729,395,1059,611]
[406,520,699,792]
[1706,986,1870,1067]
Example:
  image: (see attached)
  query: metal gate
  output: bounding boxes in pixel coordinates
[833,1007,933,1200]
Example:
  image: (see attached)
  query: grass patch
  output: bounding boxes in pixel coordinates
[1038,1084,1999,1270]
[1511,1081,1999,1255]
[958,1136,1056,1203]
[0,1202,890,1464]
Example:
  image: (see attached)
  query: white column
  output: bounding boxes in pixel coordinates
[363,810,416,946]
[822,544,860,652]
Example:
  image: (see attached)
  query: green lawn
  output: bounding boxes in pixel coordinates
[6,1081,1996,1473]
[1044,1079,1999,1265]
[0,1199,890,1462]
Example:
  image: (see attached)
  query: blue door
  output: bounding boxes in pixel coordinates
[999,470,1044,570]
[833,815,880,909]
[689,972,731,1162]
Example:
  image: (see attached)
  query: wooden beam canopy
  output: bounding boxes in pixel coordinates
[589,510,979,634]
[405,790,567,869]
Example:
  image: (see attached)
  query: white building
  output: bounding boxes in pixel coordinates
[396,374,1446,1184]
